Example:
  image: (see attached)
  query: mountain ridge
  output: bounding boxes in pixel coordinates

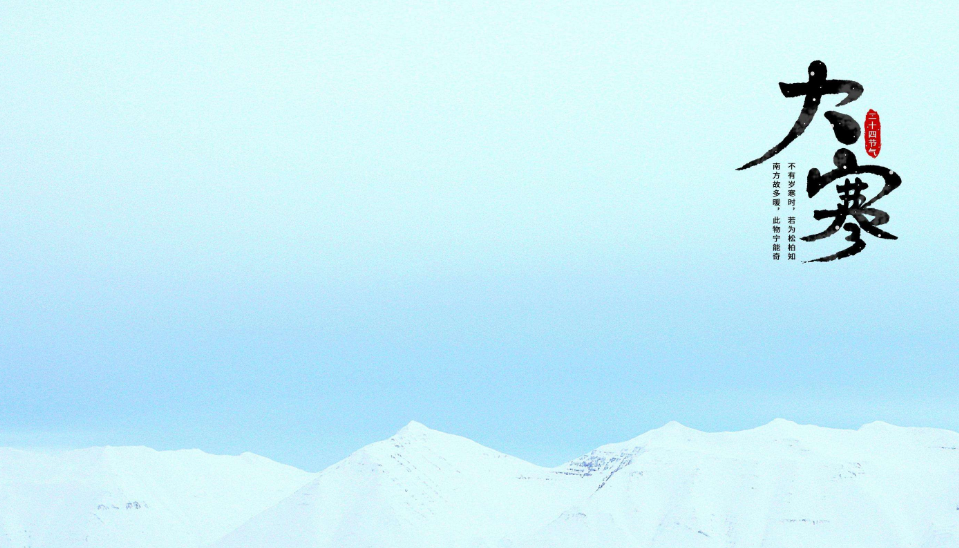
[212,420,959,548]
[3,420,958,547]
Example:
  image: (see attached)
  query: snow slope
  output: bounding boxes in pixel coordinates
[213,421,600,548]
[214,420,959,548]
[2,421,957,547]
[0,445,315,548]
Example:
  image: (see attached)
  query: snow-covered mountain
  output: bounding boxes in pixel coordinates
[212,420,599,548]
[214,420,959,548]
[3,420,959,547]
[0,445,315,548]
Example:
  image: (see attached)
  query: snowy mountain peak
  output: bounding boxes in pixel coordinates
[214,420,959,548]
[394,420,433,436]
[858,420,915,434]
[653,420,699,434]
[382,420,461,448]
[329,420,529,476]
[8,421,959,548]
[759,417,803,429]
[584,421,701,454]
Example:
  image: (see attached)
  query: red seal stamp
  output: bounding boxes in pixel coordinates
[865,109,881,158]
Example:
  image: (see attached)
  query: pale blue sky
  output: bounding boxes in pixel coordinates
[1,1,957,471]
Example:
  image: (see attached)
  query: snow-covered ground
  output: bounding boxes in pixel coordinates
[0,445,315,548]
[3,420,958,547]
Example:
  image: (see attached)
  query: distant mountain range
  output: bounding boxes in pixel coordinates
[2,420,957,547]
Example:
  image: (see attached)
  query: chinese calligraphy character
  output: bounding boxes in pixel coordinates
[807,148,900,206]
[738,61,863,171]
[802,157,899,262]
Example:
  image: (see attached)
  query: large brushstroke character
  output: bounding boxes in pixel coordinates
[738,61,863,171]
[803,176,896,262]
[806,148,900,205]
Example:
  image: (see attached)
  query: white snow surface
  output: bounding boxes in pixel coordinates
[4,420,959,547]
[0,445,315,548]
